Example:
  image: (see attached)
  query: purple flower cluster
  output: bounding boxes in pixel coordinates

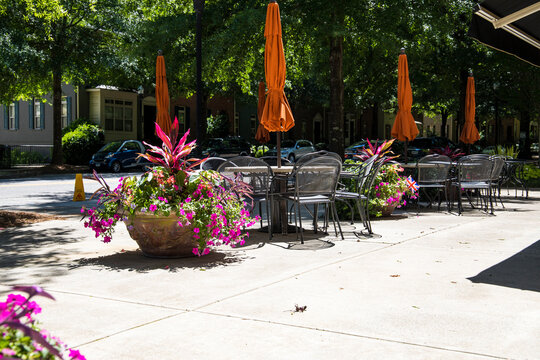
[0,286,85,360]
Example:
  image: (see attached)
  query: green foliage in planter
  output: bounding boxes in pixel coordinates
[489,145,520,159]
[62,121,104,165]
[251,145,270,158]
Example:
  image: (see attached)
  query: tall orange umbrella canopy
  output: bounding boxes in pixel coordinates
[155,54,171,135]
[255,81,270,143]
[260,1,294,133]
[459,76,480,144]
[391,53,419,142]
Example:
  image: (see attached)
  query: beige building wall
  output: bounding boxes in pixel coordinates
[87,88,138,143]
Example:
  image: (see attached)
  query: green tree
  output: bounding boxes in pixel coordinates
[0,0,127,164]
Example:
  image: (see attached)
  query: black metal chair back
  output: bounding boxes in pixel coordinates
[417,154,452,184]
[200,157,227,170]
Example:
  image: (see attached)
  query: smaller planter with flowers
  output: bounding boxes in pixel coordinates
[369,163,416,217]
[353,139,417,217]
[82,119,257,257]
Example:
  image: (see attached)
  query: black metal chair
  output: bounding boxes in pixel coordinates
[217,156,274,239]
[360,157,386,234]
[260,156,292,167]
[452,155,493,215]
[200,157,227,171]
[335,155,378,227]
[416,154,452,212]
[489,155,506,209]
[281,156,343,243]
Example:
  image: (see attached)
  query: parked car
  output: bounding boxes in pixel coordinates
[344,139,422,161]
[409,136,457,154]
[89,140,150,173]
[344,141,368,160]
[200,136,251,158]
[264,139,315,162]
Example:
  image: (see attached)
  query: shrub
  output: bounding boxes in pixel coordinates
[10,148,46,165]
[61,117,94,136]
[62,123,104,165]
[206,114,229,138]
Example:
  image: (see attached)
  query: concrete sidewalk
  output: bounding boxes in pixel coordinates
[1,194,539,359]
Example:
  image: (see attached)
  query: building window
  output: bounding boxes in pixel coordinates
[176,106,186,133]
[61,97,68,128]
[105,99,133,132]
[234,112,239,136]
[34,101,41,129]
[250,114,256,137]
[8,103,15,130]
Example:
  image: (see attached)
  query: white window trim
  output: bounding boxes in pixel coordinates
[34,101,41,130]
[8,103,15,130]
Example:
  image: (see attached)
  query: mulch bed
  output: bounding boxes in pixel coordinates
[0,210,64,229]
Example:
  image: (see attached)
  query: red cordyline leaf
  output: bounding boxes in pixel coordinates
[169,117,180,147]
[173,129,190,154]
[139,153,167,167]
[155,122,173,151]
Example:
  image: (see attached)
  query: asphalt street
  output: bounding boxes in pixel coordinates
[0,172,135,216]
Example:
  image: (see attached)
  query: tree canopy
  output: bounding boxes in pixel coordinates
[1,0,539,160]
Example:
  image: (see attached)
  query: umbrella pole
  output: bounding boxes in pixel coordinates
[277,132,281,168]
[404,140,408,163]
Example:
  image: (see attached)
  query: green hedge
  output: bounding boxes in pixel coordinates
[62,122,104,165]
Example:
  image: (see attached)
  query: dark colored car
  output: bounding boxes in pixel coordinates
[200,136,251,158]
[344,141,368,160]
[344,139,422,161]
[409,136,457,154]
[89,140,150,173]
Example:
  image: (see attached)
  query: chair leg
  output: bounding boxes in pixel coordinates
[267,198,272,240]
[331,203,344,240]
[296,201,304,244]
[313,204,318,233]
[355,198,367,230]
[457,186,463,215]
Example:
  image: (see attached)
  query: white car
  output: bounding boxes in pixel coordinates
[265,139,315,163]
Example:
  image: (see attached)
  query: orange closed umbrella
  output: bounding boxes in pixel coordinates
[459,75,480,144]
[391,52,419,142]
[260,1,294,166]
[156,52,171,135]
[255,81,270,143]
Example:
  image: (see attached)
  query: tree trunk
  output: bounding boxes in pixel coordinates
[440,108,448,138]
[329,35,344,157]
[518,109,531,159]
[456,69,468,143]
[371,102,379,139]
[51,69,63,165]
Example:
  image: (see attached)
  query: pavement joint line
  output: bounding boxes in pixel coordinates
[74,311,188,348]
[190,309,508,359]
[4,287,192,313]
[191,218,486,312]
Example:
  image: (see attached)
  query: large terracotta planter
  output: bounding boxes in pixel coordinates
[124,212,199,258]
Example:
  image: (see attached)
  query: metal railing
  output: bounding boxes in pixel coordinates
[0,145,53,168]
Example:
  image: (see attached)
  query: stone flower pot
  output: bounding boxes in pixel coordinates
[378,193,402,217]
[124,212,198,258]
